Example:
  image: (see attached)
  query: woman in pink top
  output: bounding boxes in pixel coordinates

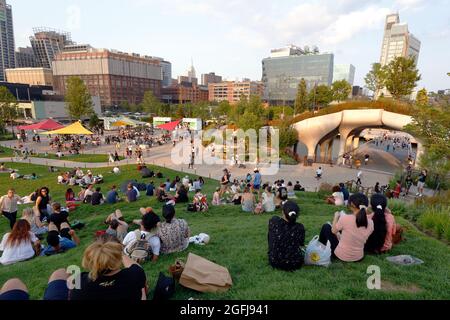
[366,194,397,253]
[319,193,374,262]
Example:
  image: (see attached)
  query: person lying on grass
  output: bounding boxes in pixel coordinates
[318,193,374,263]
[41,222,80,256]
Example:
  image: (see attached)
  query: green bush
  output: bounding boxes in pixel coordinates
[388,199,408,217]
[417,207,450,242]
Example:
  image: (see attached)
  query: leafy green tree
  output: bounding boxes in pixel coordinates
[332,80,352,103]
[383,56,421,100]
[89,113,100,129]
[141,90,161,115]
[175,104,185,119]
[0,86,19,135]
[216,100,231,119]
[65,77,94,120]
[405,106,450,178]
[416,88,429,106]
[364,63,385,95]
[247,95,265,119]
[308,85,333,109]
[278,120,299,150]
[238,110,263,132]
[294,78,309,115]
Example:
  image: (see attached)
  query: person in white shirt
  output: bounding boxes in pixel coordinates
[123,209,160,262]
[356,171,363,185]
[262,187,275,213]
[326,186,345,206]
[0,220,40,265]
[316,167,323,179]
[132,185,141,198]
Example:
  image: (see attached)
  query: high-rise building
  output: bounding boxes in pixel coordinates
[15,47,38,68]
[333,64,355,86]
[159,60,172,87]
[379,13,421,98]
[30,28,73,69]
[380,13,421,66]
[52,48,163,107]
[262,45,334,105]
[0,0,15,81]
[208,80,264,104]
[161,82,208,104]
[201,72,222,86]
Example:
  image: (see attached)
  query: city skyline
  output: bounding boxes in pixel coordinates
[9,0,450,91]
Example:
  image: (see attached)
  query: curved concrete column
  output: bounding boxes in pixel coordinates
[318,137,334,163]
[294,112,342,159]
[345,135,354,153]
[353,136,360,150]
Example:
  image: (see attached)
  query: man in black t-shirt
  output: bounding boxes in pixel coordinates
[91,187,104,205]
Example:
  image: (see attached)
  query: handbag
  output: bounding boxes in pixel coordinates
[179,253,233,293]
[304,235,332,267]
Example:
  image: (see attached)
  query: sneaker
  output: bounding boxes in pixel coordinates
[416,193,420,196]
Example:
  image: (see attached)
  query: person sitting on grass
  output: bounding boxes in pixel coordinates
[156,184,172,203]
[105,209,128,242]
[241,186,255,213]
[339,183,350,206]
[41,222,80,256]
[365,193,402,254]
[69,237,148,300]
[174,185,189,203]
[21,207,48,237]
[193,190,208,212]
[146,181,155,197]
[123,208,161,262]
[318,193,374,262]
[83,185,94,204]
[106,185,120,204]
[91,187,104,206]
[262,186,275,213]
[157,205,190,255]
[268,201,305,271]
[326,186,345,206]
[126,183,138,203]
[274,184,288,209]
[49,203,69,231]
[0,219,41,265]
[294,181,305,192]
[287,182,297,199]
[212,187,221,206]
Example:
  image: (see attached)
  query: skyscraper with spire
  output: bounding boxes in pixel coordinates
[178,59,198,85]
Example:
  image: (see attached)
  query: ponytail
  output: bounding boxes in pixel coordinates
[367,194,388,251]
[349,193,369,228]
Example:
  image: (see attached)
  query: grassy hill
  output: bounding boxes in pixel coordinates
[0,162,449,300]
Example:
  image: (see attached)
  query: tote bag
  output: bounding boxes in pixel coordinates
[304,235,332,267]
[179,253,233,293]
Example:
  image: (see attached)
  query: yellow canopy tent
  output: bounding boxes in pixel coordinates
[111,120,134,127]
[42,121,94,135]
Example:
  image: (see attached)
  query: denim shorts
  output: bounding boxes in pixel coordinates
[0,290,29,301]
[43,280,69,300]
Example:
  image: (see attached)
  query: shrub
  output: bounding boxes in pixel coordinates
[388,199,408,217]
[417,207,450,242]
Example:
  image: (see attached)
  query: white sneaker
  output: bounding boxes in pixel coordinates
[416,193,420,196]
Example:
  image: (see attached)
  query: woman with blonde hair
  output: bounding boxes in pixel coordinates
[21,207,48,237]
[69,239,147,300]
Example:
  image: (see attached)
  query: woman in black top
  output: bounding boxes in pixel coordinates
[69,238,147,300]
[35,187,51,222]
[175,185,189,203]
[268,201,305,271]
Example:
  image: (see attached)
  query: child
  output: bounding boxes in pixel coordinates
[393,181,402,198]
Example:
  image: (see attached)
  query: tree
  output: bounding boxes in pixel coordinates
[405,106,450,178]
[0,86,19,135]
[65,77,94,120]
[364,63,385,96]
[247,95,265,119]
[383,56,421,100]
[294,78,309,115]
[141,90,161,115]
[278,121,298,150]
[332,80,352,103]
[416,88,429,106]
[216,100,231,118]
[238,110,263,132]
[308,85,333,109]
[175,104,184,119]
[89,113,100,130]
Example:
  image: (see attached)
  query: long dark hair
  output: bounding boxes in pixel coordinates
[366,194,388,252]
[349,193,369,228]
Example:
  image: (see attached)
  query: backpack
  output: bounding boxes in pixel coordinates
[127,230,150,264]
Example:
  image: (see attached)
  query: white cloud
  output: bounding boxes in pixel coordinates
[395,0,426,11]
[226,27,269,49]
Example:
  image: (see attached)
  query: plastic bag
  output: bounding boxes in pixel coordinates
[304,235,331,267]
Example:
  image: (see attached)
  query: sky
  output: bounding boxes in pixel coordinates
[9,0,450,91]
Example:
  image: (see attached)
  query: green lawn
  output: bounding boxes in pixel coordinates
[0,146,123,163]
[0,162,449,300]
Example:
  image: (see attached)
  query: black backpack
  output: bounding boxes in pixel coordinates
[153,272,175,301]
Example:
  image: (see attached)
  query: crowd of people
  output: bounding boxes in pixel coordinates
[0,159,408,300]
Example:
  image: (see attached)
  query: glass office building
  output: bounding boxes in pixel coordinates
[262,51,334,105]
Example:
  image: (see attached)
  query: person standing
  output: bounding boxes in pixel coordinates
[0,189,22,229]
[416,170,427,197]
[356,170,363,186]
